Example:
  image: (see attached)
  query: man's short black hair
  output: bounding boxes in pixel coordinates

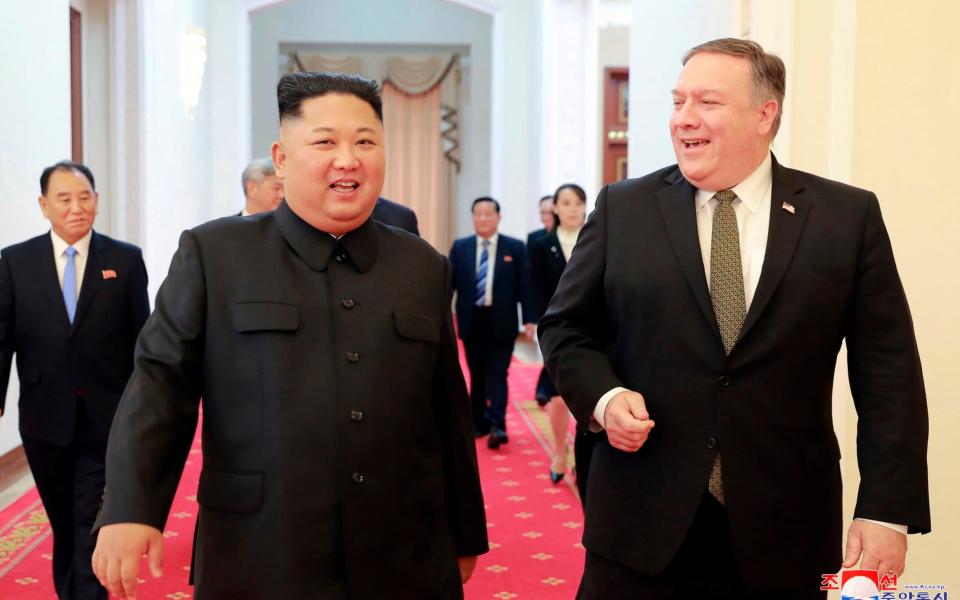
[471,196,500,213]
[277,71,383,123]
[40,160,96,195]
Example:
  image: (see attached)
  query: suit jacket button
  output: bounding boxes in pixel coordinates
[350,409,364,422]
[706,437,718,449]
[346,352,360,363]
[352,472,365,484]
[718,375,730,387]
[335,253,346,263]
[342,299,356,309]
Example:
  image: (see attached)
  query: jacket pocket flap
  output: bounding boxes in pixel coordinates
[232,302,299,332]
[197,469,263,512]
[394,311,440,343]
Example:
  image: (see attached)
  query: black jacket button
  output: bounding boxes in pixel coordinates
[342,299,356,309]
[718,375,730,387]
[352,472,364,484]
[706,437,718,449]
[350,409,364,422]
[346,352,360,363]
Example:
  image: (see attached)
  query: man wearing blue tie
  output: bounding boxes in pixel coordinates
[450,197,535,448]
[0,161,150,600]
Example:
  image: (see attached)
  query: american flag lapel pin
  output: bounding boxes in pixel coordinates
[781,201,796,215]
[102,269,117,280]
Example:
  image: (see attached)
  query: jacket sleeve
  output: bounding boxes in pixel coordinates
[846,194,930,533]
[0,251,13,415]
[127,248,151,341]
[434,256,489,556]
[514,239,536,324]
[538,187,624,425]
[95,230,206,532]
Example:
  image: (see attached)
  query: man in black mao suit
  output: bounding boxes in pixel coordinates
[372,196,419,235]
[450,197,535,448]
[539,39,929,598]
[92,72,487,600]
[0,161,150,600]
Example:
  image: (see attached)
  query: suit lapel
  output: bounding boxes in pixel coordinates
[71,231,104,334]
[738,161,810,343]
[546,233,566,271]
[39,234,72,330]
[657,173,721,344]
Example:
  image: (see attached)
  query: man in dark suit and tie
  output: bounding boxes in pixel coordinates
[372,196,419,235]
[92,72,487,599]
[450,197,535,448]
[0,160,150,600]
[539,39,929,598]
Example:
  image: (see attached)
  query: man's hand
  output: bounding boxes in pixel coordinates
[458,555,478,583]
[92,523,164,599]
[842,520,908,576]
[603,390,654,452]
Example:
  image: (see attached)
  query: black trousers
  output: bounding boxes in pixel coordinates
[577,493,826,599]
[22,407,108,600]
[462,307,515,434]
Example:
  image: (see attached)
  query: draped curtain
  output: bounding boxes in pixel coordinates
[285,52,460,250]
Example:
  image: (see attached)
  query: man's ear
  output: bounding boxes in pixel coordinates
[757,99,779,137]
[38,195,49,219]
[271,140,285,178]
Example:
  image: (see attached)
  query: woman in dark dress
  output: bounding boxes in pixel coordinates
[530,183,594,501]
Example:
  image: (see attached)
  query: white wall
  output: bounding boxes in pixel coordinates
[139,0,211,300]
[628,0,736,176]
[0,1,72,454]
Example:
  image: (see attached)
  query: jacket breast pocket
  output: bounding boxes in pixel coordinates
[197,469,263,513]
[231,302,299,333]
[394,311,440,344]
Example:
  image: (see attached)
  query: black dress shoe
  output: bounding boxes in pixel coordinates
[550,470,565,484]
[487,430,509,449]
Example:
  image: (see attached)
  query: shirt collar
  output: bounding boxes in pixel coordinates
[695,151,773,214]
[273,200,379,273]
[50,228,93,257]
[477,232,499,247]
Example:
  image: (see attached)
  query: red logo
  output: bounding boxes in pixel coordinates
[821,569,898,594]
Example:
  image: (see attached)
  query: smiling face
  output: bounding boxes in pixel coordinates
[272,93,385,235]
[670,52,778,191]
[39,168,98,245]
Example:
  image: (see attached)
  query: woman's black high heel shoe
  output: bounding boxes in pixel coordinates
[550,470,565,484]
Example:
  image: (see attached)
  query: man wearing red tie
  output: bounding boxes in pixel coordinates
[0,161,150,600]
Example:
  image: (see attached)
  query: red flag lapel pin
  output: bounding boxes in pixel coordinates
[781,201,796,215]
[503,255,513,262]
[102,269,118,280]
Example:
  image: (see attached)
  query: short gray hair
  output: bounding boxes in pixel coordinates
[683,38,786,138]
[241,158,276,194]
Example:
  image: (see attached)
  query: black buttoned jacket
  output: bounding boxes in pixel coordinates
[95,202,488,599]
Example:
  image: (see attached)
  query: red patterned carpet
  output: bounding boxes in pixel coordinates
[0,358,584,599]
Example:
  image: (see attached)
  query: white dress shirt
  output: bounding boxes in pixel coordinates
[476,233,498,307]
[50,229,92,300]
[588,152,907,534]
[555,226,581,262]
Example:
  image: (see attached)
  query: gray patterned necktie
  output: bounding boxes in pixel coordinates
[707,189,746,505]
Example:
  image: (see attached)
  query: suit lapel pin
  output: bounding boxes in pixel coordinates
[550,246,559,255]
[503,255,513,263]
[781,202,796,215]
[102,269,117,280]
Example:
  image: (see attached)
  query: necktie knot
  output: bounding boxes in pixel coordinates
[65,246,77,258]
[482,239,490,248]
[714,189,737,205]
